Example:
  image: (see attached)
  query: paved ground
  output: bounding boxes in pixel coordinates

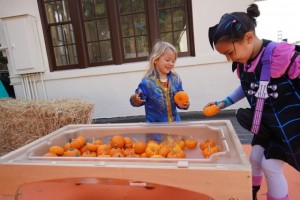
[93,109,254,144]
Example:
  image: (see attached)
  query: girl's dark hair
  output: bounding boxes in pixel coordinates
[208,4,260,49]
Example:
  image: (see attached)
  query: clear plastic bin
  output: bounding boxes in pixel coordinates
[0,120,252,200]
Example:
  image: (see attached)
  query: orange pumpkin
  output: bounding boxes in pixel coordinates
[71,136,86,149]
[140,152,148,158]
[98,154,111,157]
[159,141,169,148]
[97,144,111,156]
[177,140,185,149]
[110,135,125,148]
[203,104,219,117]
[199,139,216,151]
[133,141,147,154]
[112,152,125,157]
[174,91,189,105]
[63,142,71,151]
[147,140,158,145]
[123,148,135,157]
[151,155,164,158]
[63,148,81,157]
[145,143,160,157]
[80,145,88,154]
[184,138,198,149]
[124,137,133,149]
[175,151,186,158]
[86,142,99,152]
[109,147,123,157]
[93,140,104,145]
[169,143,182,153]
[82,151,97,157]
[49,146,64,156]
[167,150,186,158]
[202,146,220,158]
[159,146,170,157]
[43,152,57,157]
[126,154,141,158]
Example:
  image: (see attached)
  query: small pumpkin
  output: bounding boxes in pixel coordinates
[49,146,64,156]
[159,141,169,148]
[167,150,186,158]
[151,155,164,158]
[82,151,97,157]
[112,152,125,157]
[145,143,160,157]
[97,144,111,156]
[110,135,125,148]
[93,140,104,145]
[123,148,135,157]
[43,152,58,157]
[133,141,147,154]
[184,138,198,149]
[63,148,81,157]
[140,152,148,158]
[159,146,170,157]
[86,142,99,152]
[124,137,133,149]
[199,139,216,151]
[168,143,182,153]
[126,154,141,158]
[98,154,111,157]
[71,136,86,149]
[174,91,189,105]
[63,142,71,151]
[203,104,219,117]
[202,146,220,158]
[147,140,158,145]
[109,147,123,157]
[80,144,88,154]
[177,140,185,149]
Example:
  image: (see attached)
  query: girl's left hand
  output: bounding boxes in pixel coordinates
[178,102,190,110]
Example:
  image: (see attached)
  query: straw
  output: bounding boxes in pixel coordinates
[0,98,94,156]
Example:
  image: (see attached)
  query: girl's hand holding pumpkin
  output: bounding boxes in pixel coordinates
[203,102,220,117]
[216,101,225,109]
[177,101,190,110]
[130,91,146,107]
[174,91,189,109]
[205,101,224,109]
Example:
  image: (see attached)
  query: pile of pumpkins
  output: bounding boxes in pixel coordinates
[44,134,220,159]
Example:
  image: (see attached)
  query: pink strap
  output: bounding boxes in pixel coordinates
[251,42,276,134]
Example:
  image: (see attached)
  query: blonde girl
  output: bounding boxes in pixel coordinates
[130,41,189,130]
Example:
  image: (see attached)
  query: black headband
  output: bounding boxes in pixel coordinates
[208,13,245,49]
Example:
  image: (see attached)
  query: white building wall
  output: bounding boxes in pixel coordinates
[0,0,252,119]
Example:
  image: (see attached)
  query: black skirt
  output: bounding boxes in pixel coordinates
[236,107,300,172]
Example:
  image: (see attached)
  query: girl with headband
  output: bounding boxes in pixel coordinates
[206,3,300,200]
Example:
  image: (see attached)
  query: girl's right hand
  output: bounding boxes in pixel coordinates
[131,91,146,106]
[204,101,225,109]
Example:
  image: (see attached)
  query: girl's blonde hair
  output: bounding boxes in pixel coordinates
[144,41,177,77]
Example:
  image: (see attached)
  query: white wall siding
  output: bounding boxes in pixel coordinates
[0,0,252,119]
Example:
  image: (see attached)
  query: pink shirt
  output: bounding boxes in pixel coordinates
[237,42,300,79]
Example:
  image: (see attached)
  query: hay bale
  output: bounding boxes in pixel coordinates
[0,98,94,156]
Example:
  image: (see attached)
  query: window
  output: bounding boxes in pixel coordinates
[0,51,8,71]
[38,0,194,71]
